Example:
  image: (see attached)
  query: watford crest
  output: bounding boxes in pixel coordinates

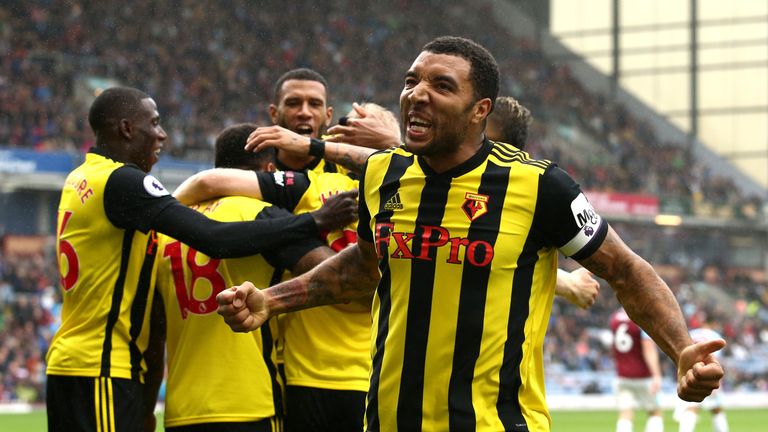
[461,192,489,221]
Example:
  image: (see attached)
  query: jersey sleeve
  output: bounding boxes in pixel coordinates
[104,165,176,233]
[255,206,326,269]
[256,171,311,212]
[356,160,374,243]
[534,165,608,260]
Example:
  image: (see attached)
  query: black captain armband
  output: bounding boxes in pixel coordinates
[309,138,326,157]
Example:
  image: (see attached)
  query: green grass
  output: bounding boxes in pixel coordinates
[0,410,165,431]
[2,408,764,431]
[551,408,766,431]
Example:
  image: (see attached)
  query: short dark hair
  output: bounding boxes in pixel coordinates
[273,68,329,105]
[214,123,276,169]
[88,87,150,136]
[422,36,499,109]
[488,96,533,149]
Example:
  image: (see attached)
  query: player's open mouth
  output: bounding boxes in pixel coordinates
[408,115,432,134]
[295,125,313,135]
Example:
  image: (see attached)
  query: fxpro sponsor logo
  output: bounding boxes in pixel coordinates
[143,175,170,197]
[374,222,494,267]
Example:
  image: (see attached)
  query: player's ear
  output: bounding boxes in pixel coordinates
[119,118,133,140]
[265,162,276,173]
[268,104,278,124]
[324,106,334,127]
[470,98,493,125]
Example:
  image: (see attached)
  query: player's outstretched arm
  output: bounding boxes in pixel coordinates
[152,190,356,259]
[173,168,263,205]
[577,225,725,402]
[326,102,402,150]
[246,125,375,174]
[217,239,380,332]
[554,267,600,309]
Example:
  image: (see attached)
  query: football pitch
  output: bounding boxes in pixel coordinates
[1,408,765,431]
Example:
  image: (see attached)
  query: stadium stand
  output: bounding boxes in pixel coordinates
[0,0,766,407]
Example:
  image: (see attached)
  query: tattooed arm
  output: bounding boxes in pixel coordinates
[579,226,690,360]
[216,238,380,332]
[321,141,376,174]
[579,225,725,402]
[246,125,375,174]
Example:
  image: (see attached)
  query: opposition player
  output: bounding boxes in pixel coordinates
[218,36,724,431]
[611,307,664,432]
[46,87,356,432]
[674,321,730,432]
[154,123,339,431]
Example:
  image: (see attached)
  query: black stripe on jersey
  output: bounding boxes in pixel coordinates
[397,175,450,431]
[366,264,391,432]
[497,226,541,431]
[261,319,284,419]
[129,232,159,380]
[448,161,510,430]
[101,230,134,377]
[366,153,413,431]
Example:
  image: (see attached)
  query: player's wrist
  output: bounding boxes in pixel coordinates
[309,137,326,157]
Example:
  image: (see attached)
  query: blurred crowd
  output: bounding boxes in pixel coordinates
[1,0,763,217]
[0,252,59,403]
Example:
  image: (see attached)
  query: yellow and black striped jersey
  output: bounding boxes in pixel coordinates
[357,139,608,432]
[155,195,323,427]
[257,169,370,392]
[48,149,176,381]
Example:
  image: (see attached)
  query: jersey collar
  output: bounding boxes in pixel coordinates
[417,138,493,179]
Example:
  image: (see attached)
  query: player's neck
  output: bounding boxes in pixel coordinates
[422,136,485,174]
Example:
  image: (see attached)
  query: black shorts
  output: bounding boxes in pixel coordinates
[46,375,145,432]
[166,417,280,432]
[285,385,365,432]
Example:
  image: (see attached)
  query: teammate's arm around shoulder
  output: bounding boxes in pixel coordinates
[173,168,262,205]
[578,225,725,402]
[217,238,380,332]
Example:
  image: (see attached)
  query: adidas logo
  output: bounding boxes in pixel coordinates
[384,192,404,210]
